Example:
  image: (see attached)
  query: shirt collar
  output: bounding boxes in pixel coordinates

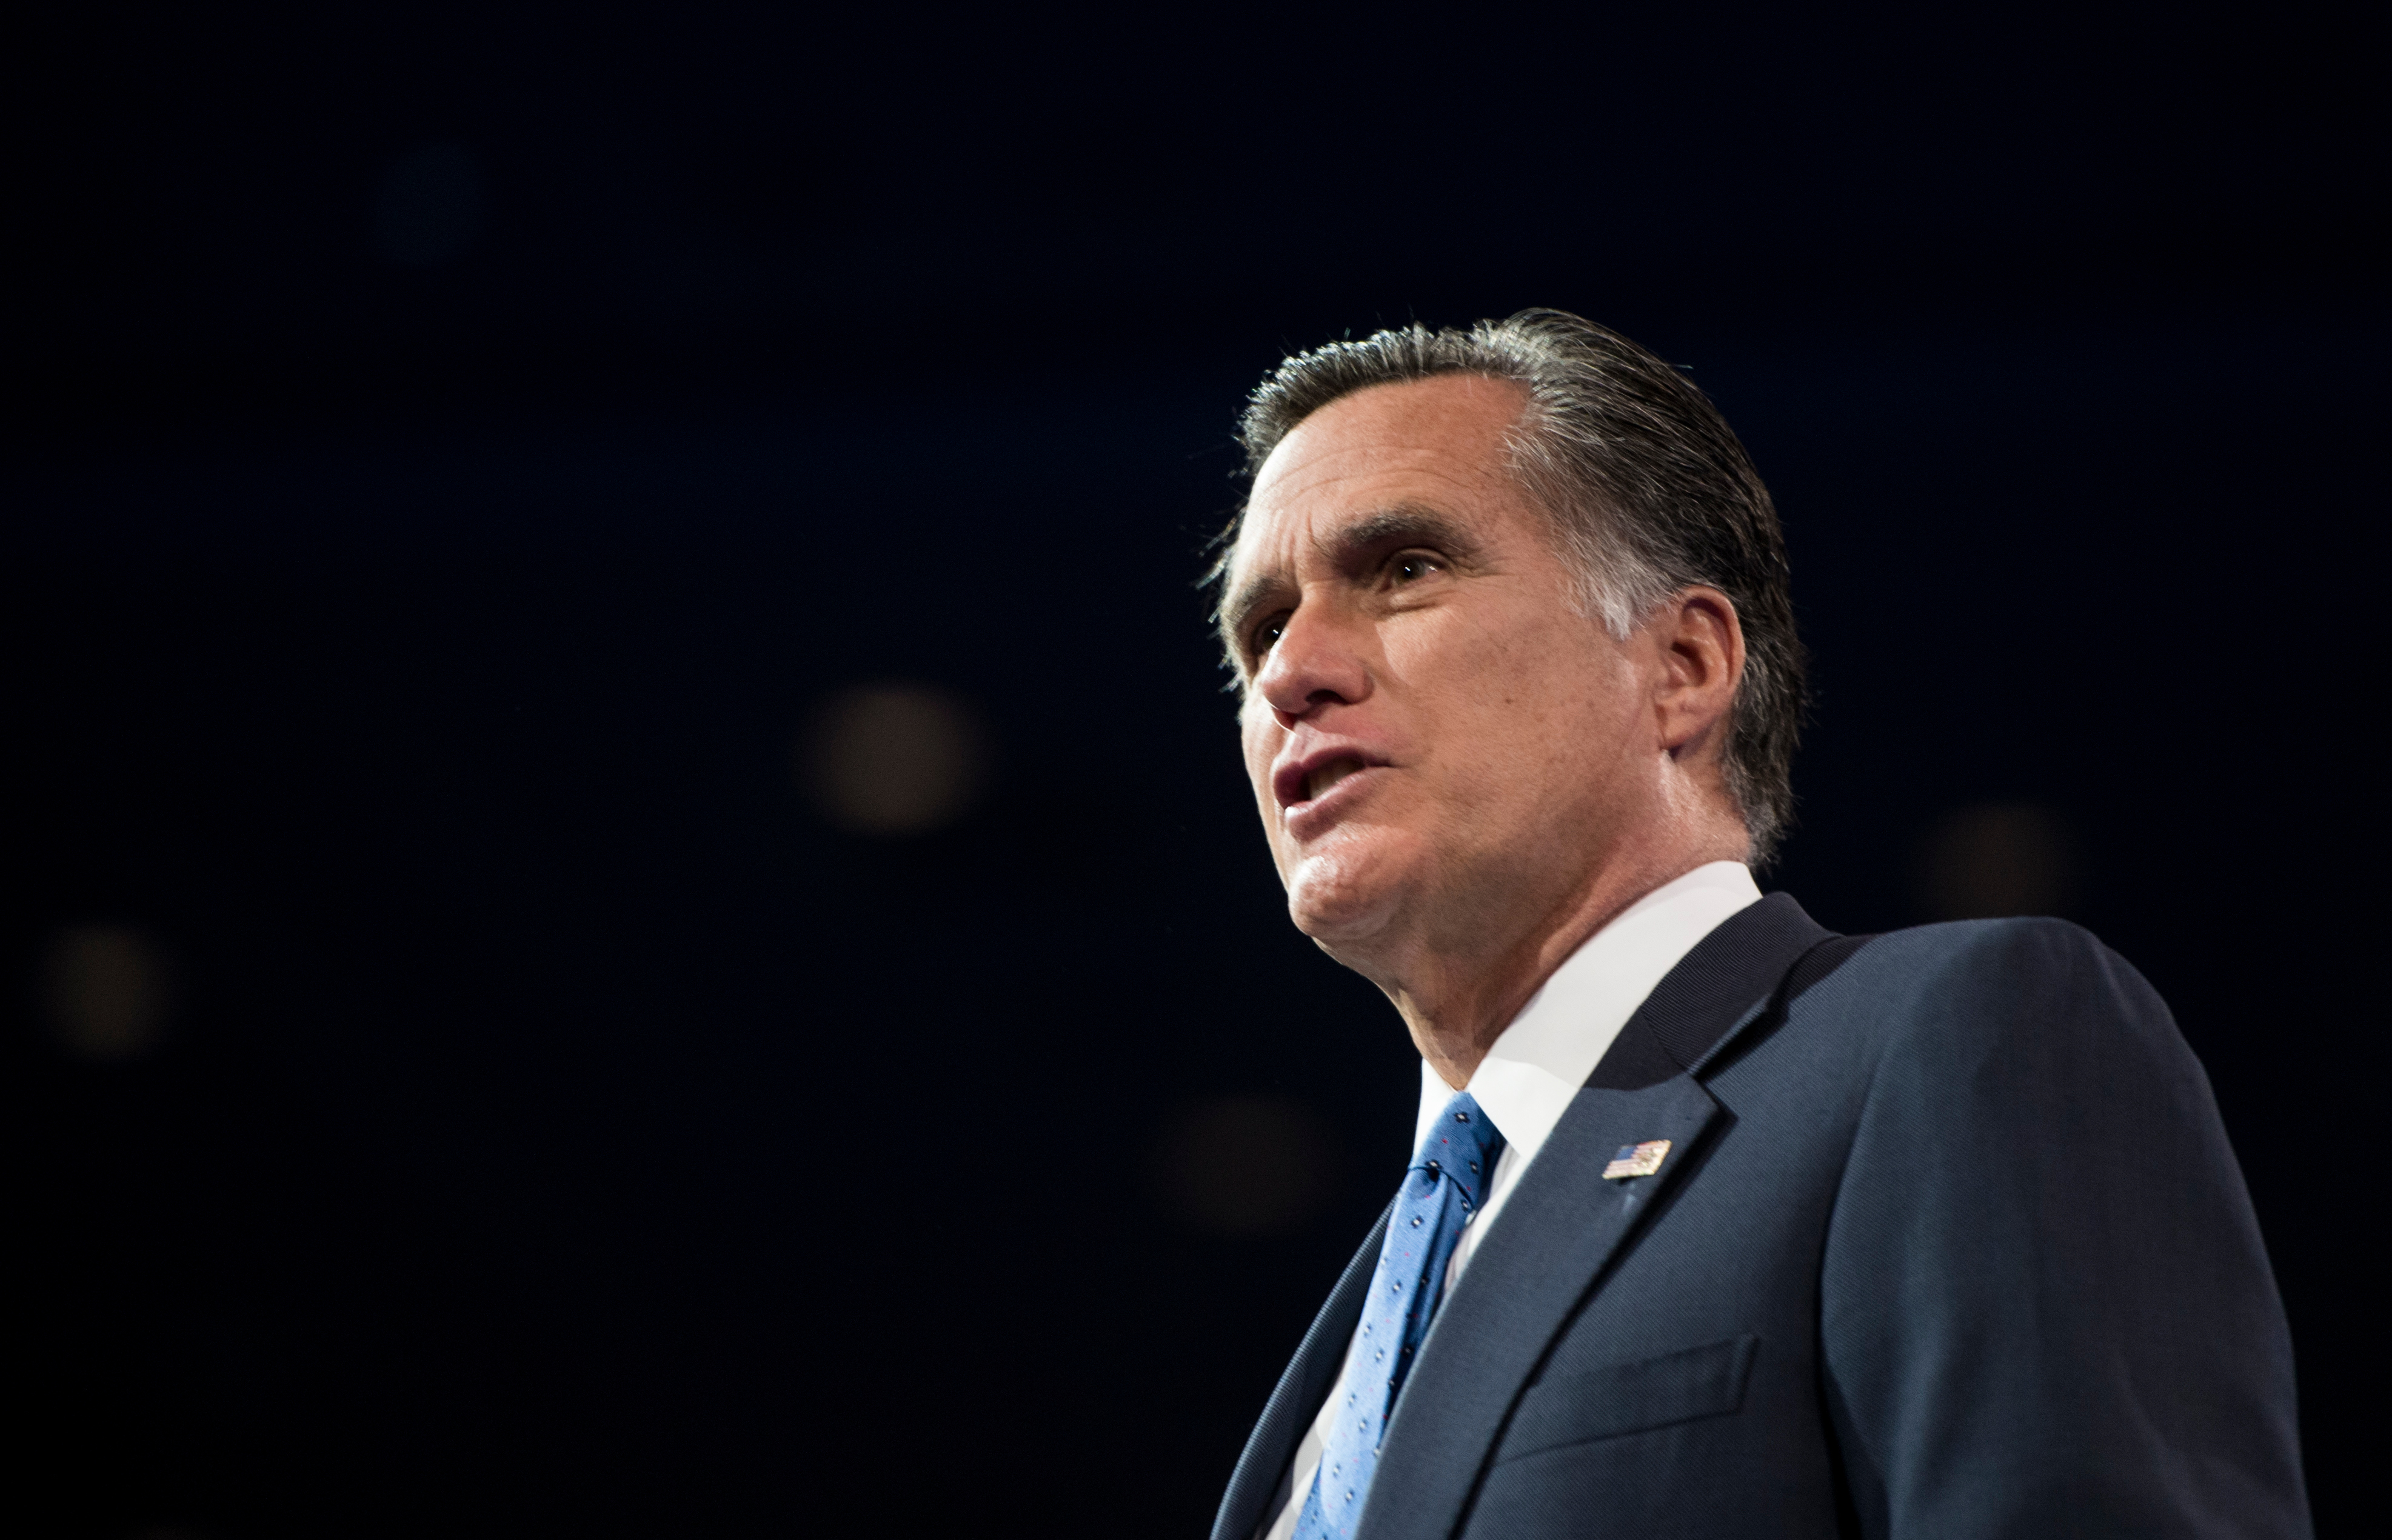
[1411,861,1763,1165]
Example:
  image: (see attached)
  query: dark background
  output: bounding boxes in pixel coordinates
[4,4,2381,1536]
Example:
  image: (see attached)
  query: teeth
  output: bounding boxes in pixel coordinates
[1306,759,1361,801]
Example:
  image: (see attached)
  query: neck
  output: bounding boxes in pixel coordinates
[1372,831,1748,1090]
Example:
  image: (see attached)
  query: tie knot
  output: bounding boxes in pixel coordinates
[1412,1092,1506,1211]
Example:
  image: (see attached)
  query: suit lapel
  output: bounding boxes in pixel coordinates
[1351,893,1834,1540]
[1586,893,1835,1092]
[1211,1204,1393,1540]
[1352,1078,1720,1540]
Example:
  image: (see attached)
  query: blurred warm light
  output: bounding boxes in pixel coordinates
[1156,1094,1342,1235]
[43,924,172,1061]
[803,682,987,834]
[1919,802,2076,920]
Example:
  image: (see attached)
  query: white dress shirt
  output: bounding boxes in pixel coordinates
[1258,861,1763,1540]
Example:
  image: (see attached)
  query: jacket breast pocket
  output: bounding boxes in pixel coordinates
[1492,1334,1759,1464]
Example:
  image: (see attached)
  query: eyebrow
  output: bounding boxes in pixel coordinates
[1216,502,1483,659]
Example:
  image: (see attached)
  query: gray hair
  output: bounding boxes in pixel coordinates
[1226,308,1806,865]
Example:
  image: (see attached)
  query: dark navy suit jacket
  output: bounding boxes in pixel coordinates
[1213,895,2309,1539]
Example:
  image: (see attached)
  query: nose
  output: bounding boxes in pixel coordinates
[1252,602,1370,725]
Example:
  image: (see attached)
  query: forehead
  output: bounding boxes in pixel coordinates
[1229,373,1533,583]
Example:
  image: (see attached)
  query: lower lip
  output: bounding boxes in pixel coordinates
[1282,767,1378,838]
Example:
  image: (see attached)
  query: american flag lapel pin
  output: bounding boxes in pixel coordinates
[1602,1139,1672,1180]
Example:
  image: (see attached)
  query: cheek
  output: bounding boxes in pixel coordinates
[1389,618,1547,765]
[1396,615,1635,798]
[1238,705,1283,812]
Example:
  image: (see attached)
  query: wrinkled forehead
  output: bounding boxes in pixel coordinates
[1224,497,1452,597]
[1226,373,1532,590]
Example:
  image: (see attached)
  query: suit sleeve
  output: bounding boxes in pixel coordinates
[1816,919,2310,1539]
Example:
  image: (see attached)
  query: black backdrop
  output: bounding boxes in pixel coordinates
[5,6,2381,1536]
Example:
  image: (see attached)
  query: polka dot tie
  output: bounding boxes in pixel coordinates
[1291,1092,1505,1540]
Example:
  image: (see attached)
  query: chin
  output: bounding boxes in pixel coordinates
[1282,836,1412,949]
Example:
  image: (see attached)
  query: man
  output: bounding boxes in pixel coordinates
[1207,311,2308,1540]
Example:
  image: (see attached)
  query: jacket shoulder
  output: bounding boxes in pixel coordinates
[1802,919,2308,1535]
[1808,915,2180,1067]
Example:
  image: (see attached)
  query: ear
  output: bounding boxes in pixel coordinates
[1651,587,1745,759]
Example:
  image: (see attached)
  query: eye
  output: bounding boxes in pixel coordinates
[1252,615,1288,653]
[1391,552,1443,584]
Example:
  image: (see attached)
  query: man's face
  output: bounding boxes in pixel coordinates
[1223,374,1665,967]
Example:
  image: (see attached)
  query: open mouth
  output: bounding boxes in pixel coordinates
[1272,745,1386,815]
[1304,757,1366,802]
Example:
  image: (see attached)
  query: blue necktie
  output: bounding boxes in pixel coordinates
[1292,1092,1506,1540]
